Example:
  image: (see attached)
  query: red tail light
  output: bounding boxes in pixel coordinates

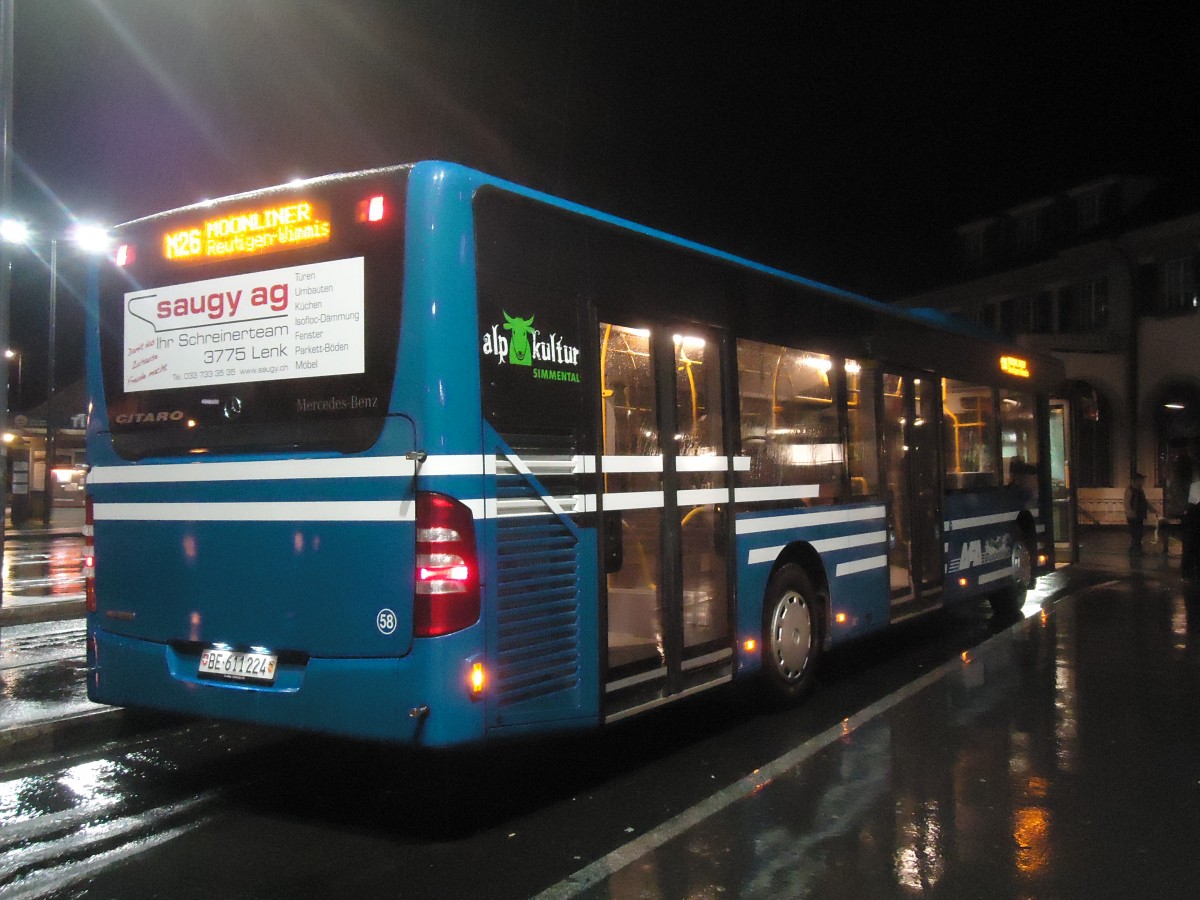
[414,492,480,637]
[84,495,96,613]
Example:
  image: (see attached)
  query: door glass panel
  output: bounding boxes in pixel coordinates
[600,324,664,677]
[673,332,729,655]
[1049,401,1072,548]
[880,374,912,599]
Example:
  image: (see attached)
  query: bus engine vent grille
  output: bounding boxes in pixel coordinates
[493,451,582,711]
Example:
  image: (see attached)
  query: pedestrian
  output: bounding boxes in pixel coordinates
[1183,470,1200,580]
[1124,472,1155,555]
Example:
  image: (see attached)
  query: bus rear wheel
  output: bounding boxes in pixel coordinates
[990,530,1033,618]
[761,564,824,704]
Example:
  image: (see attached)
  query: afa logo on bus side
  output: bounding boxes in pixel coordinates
[481,311,582,383]
[947,533,1012,573]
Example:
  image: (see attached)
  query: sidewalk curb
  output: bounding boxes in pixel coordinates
[4,527,86,541]
[0,600,86,628]
[0,707,132,768]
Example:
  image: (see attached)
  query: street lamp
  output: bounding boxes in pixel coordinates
[4,346,19,409]
[0,218,110,523]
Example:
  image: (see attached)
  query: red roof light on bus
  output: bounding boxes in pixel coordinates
[358,194,388,223]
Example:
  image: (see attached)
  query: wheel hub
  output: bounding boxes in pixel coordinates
[770,592,812,679]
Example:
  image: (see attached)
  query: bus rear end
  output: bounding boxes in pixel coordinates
[86,167,486,745]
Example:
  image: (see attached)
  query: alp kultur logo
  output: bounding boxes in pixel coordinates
[481,311,581,381]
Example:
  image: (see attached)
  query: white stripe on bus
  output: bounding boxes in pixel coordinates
[597,455,748,474]
[943,509,1040,532]
[835,554,888,576]
[87,453,747,485]
[746,530,886,565]
[600,456,664,474]
[88,456,420,484]
[736,504,886,536]
[676,456,742,473]
[93,501,416,522]
[600,491,666,511]
[678,488,730,506]
[733,485,821,504]
[978,565,1016,585]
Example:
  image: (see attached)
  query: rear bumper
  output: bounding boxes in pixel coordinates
[87,625,487,747]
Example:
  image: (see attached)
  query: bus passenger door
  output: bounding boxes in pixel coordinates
[880,372,944,616]
[598,322,734,720]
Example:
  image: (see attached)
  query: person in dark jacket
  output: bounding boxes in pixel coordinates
[1124,473,1155,555]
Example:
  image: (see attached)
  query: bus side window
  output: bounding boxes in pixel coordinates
[846,359,879,497]
[942,378,998,490]
[736,339,844,505]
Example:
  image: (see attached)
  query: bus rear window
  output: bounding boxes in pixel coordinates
[97,171,407,458]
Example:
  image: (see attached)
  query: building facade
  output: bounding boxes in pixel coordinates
[902,177,1200,531]
[3,378,87,527]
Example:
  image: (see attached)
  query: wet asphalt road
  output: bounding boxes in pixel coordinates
[2,553,1198,898]
[1,535,94,735]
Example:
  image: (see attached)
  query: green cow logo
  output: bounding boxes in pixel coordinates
[481,311,581,379]
[503,311,535,366]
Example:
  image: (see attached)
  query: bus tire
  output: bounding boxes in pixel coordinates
[761,564,824,704]
[990,530,1033,618]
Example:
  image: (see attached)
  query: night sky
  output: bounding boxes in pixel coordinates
[5,1,1198,407]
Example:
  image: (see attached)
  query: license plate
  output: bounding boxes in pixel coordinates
[198,648,278,683]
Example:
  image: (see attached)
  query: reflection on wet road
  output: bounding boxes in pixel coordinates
[2,536,86,607]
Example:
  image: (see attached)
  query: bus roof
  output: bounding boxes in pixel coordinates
[117,160,1065,391]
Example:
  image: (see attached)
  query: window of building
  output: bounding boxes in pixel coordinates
[1083,279,1109,329]
[999,298,1015,336]
[1058,279,1108,333]
[1056,286,1073,332]
[1015,212,1040,254]
[963,229,986,269]
[1077,191,1101,229]
[1013,296,1030,334]
[737,339,844,505]
[942,379,998,490]
[980,303,998,331]
[1161,257,1197,313]
[1014,292,1053,334]
[1032,291,1053,333]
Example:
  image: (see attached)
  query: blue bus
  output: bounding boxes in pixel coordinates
[85,161,1063,746]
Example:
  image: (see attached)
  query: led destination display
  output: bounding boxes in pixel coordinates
[123,256,365,392]
[162,200,332,262]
